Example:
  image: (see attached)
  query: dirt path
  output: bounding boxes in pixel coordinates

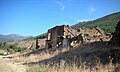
[0,56,26,72]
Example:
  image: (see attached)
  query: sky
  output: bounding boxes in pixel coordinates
[0,0,120,36]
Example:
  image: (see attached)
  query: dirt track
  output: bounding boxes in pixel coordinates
[0,56,26,72]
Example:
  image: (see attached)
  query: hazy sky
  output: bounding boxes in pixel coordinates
[0,0,120,36]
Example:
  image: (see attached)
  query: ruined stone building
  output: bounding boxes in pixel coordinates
[45,25,105,49]
[46,25,81,49]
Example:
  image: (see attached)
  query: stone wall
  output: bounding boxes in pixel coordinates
[36,38,47,49]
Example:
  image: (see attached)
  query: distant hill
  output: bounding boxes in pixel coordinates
[71,12,120,34]
[0,34,30,42]
[22,33,47,41]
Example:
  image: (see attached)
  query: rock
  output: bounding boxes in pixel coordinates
[0,50,8,55]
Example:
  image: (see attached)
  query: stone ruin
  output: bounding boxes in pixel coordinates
[109,21,120,46]
[36,38,46,49]
[77,26,105,42]
[45,25,105,49]
[46,25,79,49]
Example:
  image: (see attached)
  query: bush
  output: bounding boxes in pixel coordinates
[0,42,25,54]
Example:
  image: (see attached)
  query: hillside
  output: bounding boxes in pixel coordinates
[34,12,120,39]
[0,34,30,42]
[22,33,47,41]
[71,12,120,34]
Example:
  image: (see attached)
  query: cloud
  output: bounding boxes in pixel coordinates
[71,17,92,23]
[89,5,96,14]
[59,19,70,24]
[75,19,91,22]
[79,19,93,22]
[54,0,72,10]
[55,1,65,10]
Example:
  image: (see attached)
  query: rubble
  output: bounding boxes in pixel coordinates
[45,25,105,49]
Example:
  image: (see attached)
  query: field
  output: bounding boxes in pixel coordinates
[0,40,120,72]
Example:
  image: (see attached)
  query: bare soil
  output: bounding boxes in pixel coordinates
[0,56,26,72]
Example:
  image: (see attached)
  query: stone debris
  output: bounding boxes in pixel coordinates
[43,25,106,49]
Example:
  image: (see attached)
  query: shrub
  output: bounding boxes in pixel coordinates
[0,42,25,54]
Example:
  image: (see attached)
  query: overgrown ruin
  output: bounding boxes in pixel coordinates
[45,25,105,49]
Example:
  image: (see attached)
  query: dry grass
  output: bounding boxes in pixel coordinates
[8,40,36,50]
[26,58,119,72]
[9,42,120,72]
[8,38,46,50]
[12,47,70,64]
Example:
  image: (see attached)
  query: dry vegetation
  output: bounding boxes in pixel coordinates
[8,40,36,50]
[26,59,119,72]
[7,41,119,72]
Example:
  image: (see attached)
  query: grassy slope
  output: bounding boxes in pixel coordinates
[16,42,120,72]
[71,12,120,34]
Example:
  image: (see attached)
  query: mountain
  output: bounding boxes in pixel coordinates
[0,34,30,42]
[71,12,120,34]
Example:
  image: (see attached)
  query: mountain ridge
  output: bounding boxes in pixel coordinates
[71,12,120,34]
[0,34,31,42]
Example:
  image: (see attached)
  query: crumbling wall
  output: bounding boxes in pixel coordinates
[46,25,65,49]
[78,27,104,38]
[69,34,83,47]
[36,38,47,49]
[46,25,106,49]
[77,26,105,43]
